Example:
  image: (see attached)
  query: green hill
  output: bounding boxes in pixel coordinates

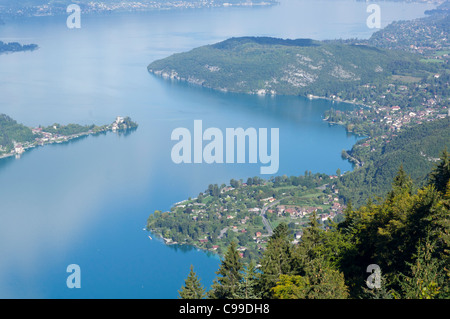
[147,36,434,97]
[337,117,450,207]
[0,114,35,152]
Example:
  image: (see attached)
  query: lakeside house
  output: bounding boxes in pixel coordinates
[14,144,24,155]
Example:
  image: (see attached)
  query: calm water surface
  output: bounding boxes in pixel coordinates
[0,0,435,298]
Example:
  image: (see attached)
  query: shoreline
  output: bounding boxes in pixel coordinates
[0,116,137,160]
[0,130,98,160]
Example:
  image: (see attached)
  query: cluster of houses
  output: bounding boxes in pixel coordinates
[2,125,88,159]
[272,205,323,218]
[168,180,349,256]
[267,201,343,223]
[1,141,32,159]
[31,127,71,145]
[376,106,447,131]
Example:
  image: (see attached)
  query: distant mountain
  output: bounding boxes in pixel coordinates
[147,36,433,97]
[0,0,278,17]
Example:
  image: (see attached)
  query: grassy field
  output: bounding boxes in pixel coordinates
[391,74,422,82]
[420,58,445,63]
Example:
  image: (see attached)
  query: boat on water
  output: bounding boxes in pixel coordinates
[148,235,152,240]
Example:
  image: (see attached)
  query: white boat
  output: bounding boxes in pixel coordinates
[148,235,152,240]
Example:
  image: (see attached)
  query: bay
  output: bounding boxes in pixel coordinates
[0,0,435,298]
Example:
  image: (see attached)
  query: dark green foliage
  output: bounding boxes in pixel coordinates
[429,150,450,195]
[191,154,450,299]
[148,36,428,97]
[258,223,296,298]
[338,118,450,207]
[0,114,35,151]
[209,241,243,299]
[42,123,96,136]
[338,156,450,298]
[233,261,262,299]
[211,37,318,50]
[178,265,206,299]
[398,239,446,299]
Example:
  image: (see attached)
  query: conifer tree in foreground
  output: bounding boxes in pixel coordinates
[186,151,450,299]
[258,222,296,298]
[178,265,205,299]
[208,241,243,299]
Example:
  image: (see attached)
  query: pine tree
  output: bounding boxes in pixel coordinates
[178,265,206,299]
[208,241,243,299]
[429,180,450,297]
[234,261,262,299]
[360,269,394,299]
[399,239,444,299]
[388,165,413,200]
[301,256,349,299]
[295,212,324,263]
[258,223,295,298]
[429,150,450,195]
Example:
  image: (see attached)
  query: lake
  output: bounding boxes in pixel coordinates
[0,0,435,298]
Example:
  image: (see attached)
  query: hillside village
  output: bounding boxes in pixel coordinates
[147,174,346,260]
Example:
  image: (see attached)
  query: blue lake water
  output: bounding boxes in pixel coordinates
[0,0,435,298]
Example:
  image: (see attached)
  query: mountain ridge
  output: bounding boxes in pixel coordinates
[147,36,433,97]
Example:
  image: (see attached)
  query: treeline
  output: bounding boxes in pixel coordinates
[42,123,96,136]
[0,114,35,152]
[338,117,450,207]
[179,153,450,299]
[148,36,431,97]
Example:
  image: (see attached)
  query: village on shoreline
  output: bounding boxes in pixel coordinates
[147,173,346,261]
[0,116,138,160]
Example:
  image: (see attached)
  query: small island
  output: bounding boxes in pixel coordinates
[0,114,138,159]
[0,41,38,54]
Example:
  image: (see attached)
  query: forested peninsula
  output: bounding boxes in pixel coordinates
[0,114,137,159]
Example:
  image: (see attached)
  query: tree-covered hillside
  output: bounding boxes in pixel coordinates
[337,117,450,207]
[0,114,35,152]
[148,36,438,97]
[180,154,450,299]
